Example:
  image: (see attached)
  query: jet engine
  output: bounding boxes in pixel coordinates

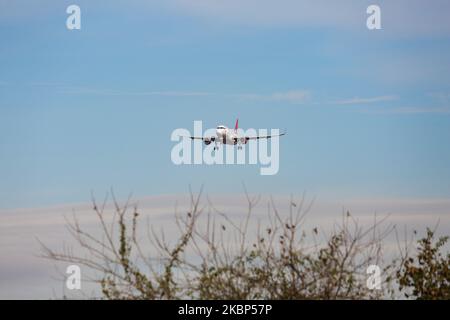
[240,137,249,145]
[204,137,215,145]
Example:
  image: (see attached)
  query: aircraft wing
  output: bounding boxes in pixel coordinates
[182,135,216,141]
[245,132,286,140]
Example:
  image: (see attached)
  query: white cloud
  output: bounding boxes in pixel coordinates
[270,90,311,103]
[167,0,450,36]
[59,85,311,104]
[334,95,398,105]
[169,0,363,28]
[365,106,450,115]
[3,1,450,37]
[234,90,311,104]
[428,92,450,104]
[1,193,449,298]
[60,86,214,97]
[334,93,450,114]
[28,82,67,87]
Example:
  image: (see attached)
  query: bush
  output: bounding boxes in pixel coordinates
[396,228,450,299]
[39,190,449,300]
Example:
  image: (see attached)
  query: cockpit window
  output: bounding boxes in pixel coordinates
[217,126,226,129]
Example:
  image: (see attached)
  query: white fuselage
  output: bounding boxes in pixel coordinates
[216,126,237,145]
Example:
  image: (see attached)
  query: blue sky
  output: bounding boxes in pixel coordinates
[1,0,450,208]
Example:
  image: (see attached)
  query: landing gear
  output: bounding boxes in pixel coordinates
[237,145,243,150]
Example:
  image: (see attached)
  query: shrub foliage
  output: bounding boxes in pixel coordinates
[40,190,449,299]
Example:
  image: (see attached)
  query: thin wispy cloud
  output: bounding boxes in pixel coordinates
[1,193,449,298]
[60,86,214,97]
[28,82,67,87]
[343,92,450,114]
[3,1,450,37]
[168,0,450,36]
[59,85,311,104]
[233,90,311,104]
[361,106,450,115]
[428,92,450,104]
[270,90,311,104]
[385,106,450,115]
[334,95,398,105]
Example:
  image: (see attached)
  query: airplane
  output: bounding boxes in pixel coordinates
[187,119,286,150]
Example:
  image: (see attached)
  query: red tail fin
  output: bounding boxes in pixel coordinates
[234,118,239,132]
